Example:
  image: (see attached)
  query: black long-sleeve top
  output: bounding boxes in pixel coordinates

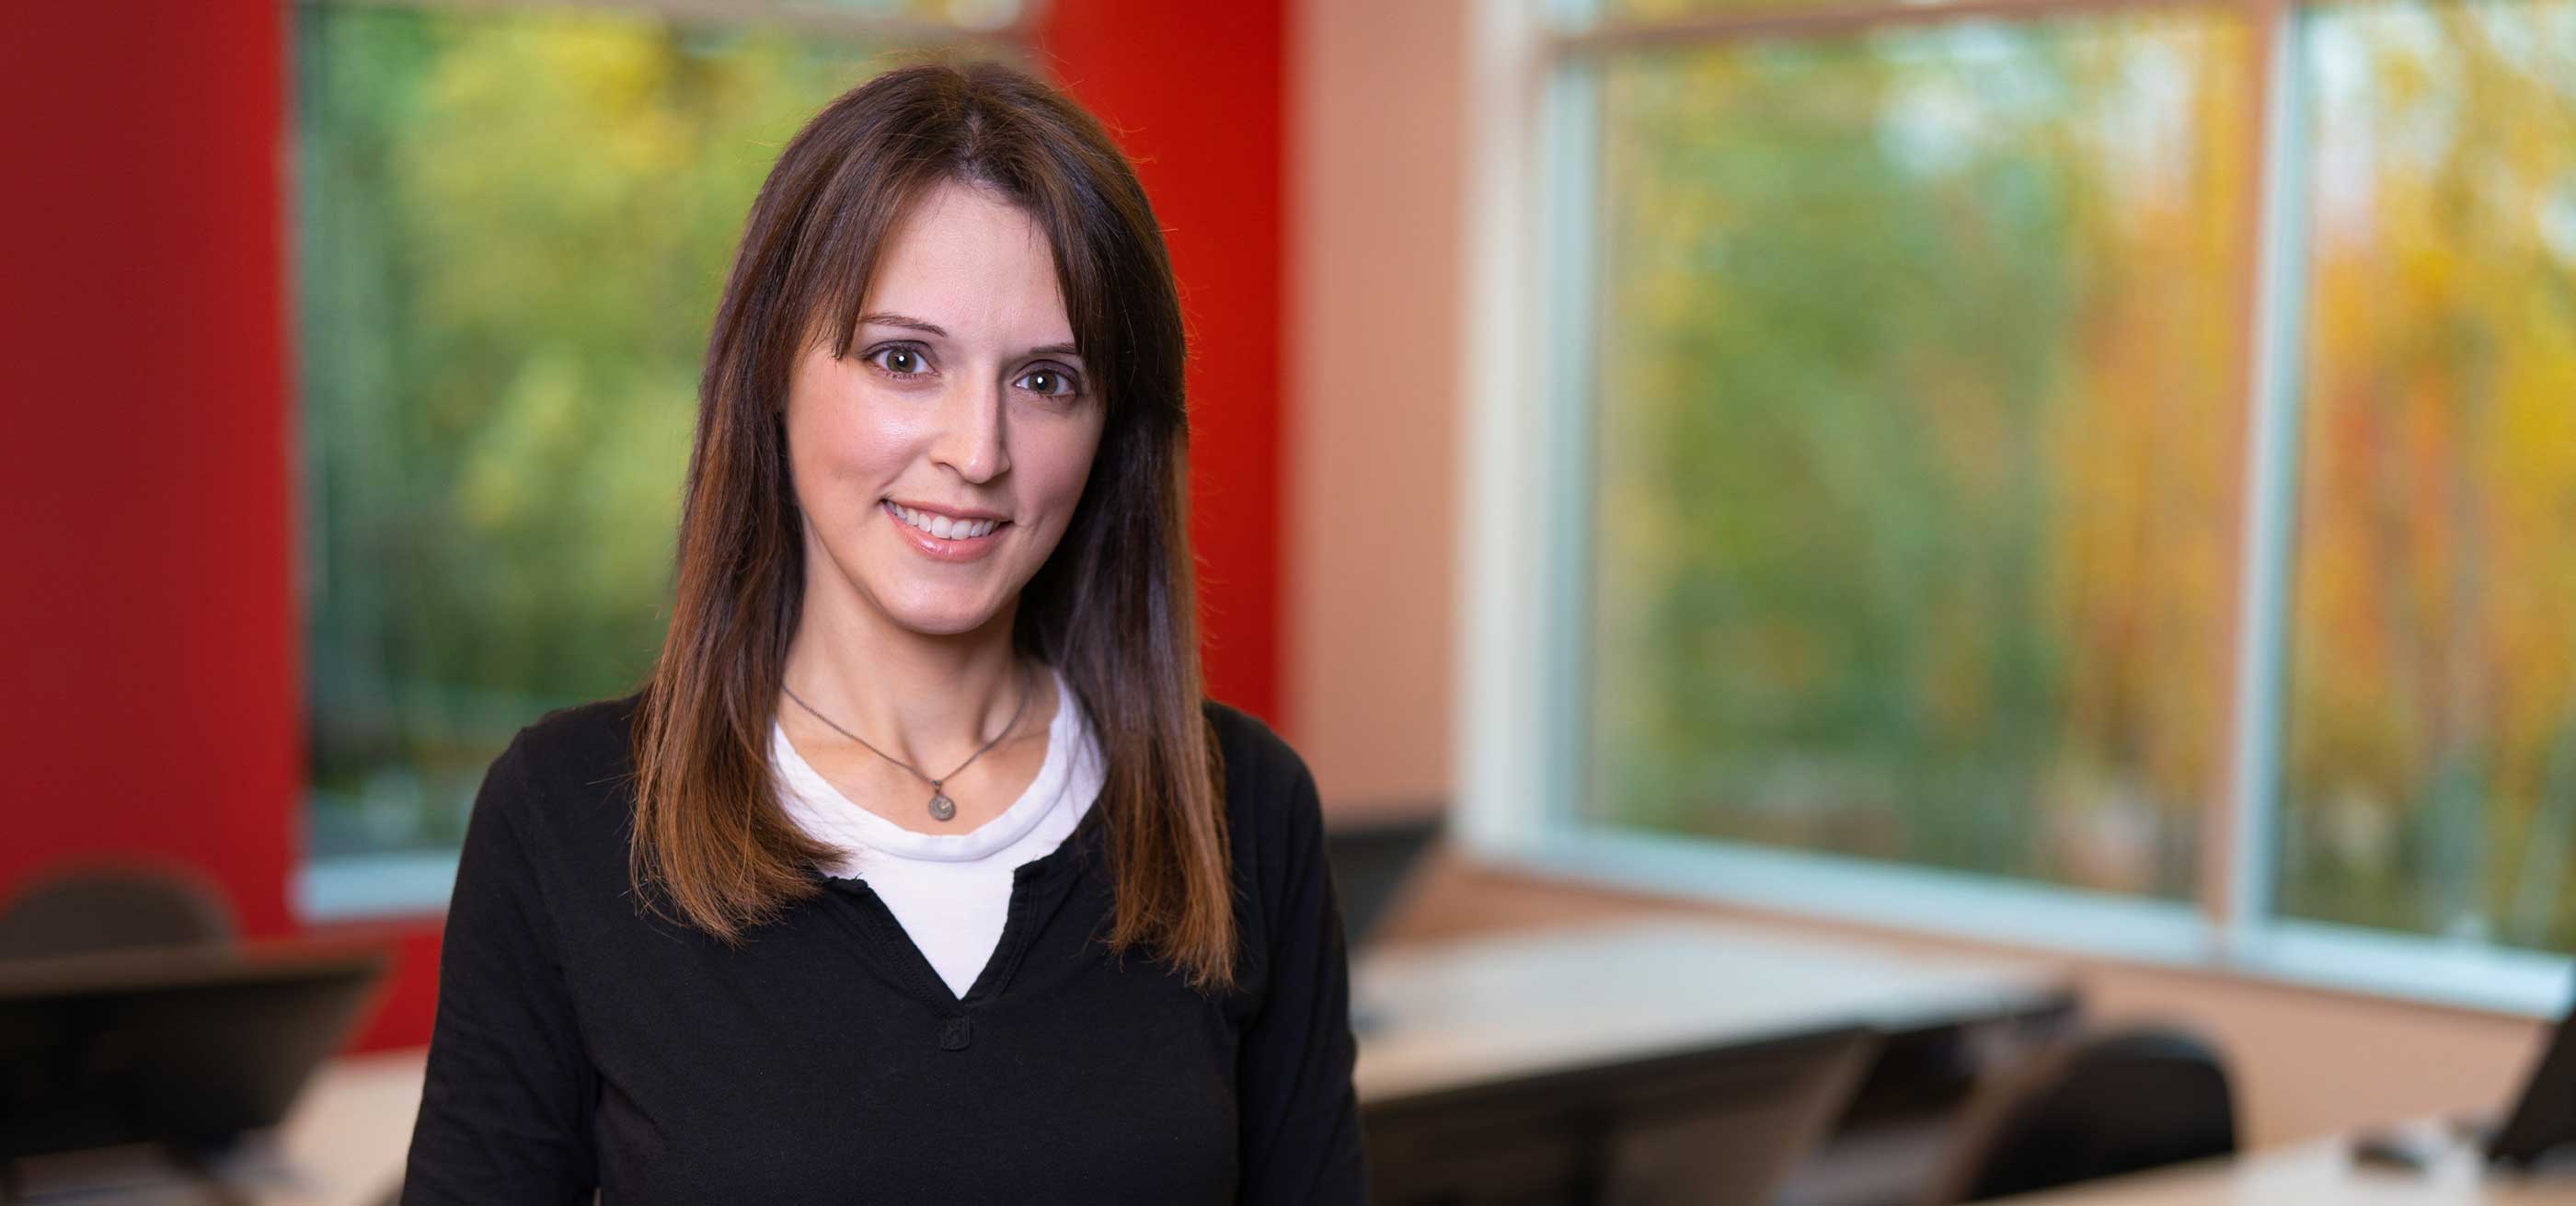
[401,692,1368,1204]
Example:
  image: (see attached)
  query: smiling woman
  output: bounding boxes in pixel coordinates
[787,180,1107,645]
[400,61,1365,1203]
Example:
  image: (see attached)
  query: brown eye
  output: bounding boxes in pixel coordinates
[1015,366,1080,397]
[869,345,930,376]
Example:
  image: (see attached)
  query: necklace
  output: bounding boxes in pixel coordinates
[781,662,1035,822]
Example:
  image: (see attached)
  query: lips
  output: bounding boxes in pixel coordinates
[881,500,1007,562]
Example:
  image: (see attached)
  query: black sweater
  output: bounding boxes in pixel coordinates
[400,693,1368,1204]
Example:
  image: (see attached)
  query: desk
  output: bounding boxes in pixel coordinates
[1353,919,2076,1108]
[14,1048,426,1205]
[1987,1120,2576,1205]
[24,918,2072,1204]
[1352,920,2076,1203]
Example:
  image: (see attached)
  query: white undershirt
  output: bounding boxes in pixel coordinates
[770,666,1103,999]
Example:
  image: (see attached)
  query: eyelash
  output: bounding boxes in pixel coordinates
[862,343,1086,400]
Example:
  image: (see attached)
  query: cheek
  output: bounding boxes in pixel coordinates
[1028,428,1105,528]
[793,402,914,497]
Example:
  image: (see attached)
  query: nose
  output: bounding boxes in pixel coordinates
[930,373,1011,484]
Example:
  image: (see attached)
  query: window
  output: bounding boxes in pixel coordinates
[2279,0,2576,950]
[1586,13,2250,901]
[293,0,1029,917]
[1466,0,2576,1011]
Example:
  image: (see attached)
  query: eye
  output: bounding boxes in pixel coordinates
[1015,364,1083,398]
[866,344,933,379]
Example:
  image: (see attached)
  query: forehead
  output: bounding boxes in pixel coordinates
[859,179,1072,341]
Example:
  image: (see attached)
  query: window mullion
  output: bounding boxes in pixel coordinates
[2214,0,2315,955]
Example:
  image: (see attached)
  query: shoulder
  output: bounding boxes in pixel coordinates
[506,691,647,796]
[1199,699,1327,910]
[1200,698,1317,810]
[469,690,647,866]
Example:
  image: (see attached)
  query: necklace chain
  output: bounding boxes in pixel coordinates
[782,661,1035,822]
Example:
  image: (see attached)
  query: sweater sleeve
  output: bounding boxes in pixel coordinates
[1236,747,1370,1203]
[402,734,599,1204]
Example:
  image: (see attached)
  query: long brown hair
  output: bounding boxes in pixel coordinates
[627,60,1234,991]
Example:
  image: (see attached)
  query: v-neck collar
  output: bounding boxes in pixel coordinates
[827,783,1112,1012]
[772,665,1079,866]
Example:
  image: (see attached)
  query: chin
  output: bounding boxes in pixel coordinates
[897,614,994,638]
[880,591,1010,638]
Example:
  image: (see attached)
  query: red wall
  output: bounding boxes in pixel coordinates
[1036,1,1288,725]
[0,6,301,934]
[0,0,1284,1051]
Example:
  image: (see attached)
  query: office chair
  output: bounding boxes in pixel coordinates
[0,865,236,961]
[0,866,244,1200]
[1918,1026,2237,1204]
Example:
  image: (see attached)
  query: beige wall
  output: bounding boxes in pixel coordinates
[1284,0,2548,1152]
[1286,0,1467,816]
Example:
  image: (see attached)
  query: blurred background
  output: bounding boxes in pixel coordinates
[4,0,2575,1201]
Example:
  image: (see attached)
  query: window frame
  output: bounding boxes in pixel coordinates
[1455,0,2576,1016]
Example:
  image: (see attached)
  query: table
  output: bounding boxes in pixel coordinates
[17,917,2073,1204]
[1987,1119,2576,1205]
[1351,919,2077,1203]
[13,1048,426,1205]
[1353,918,2076,1108]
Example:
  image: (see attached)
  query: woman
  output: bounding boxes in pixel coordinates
[402,61,1366,1203]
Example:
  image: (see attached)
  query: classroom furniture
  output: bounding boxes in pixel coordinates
[1351,919,2075,1109]
[0,868,235,961]
[5,1046,424,1206]
[1921,1027,2238,1204]
[1353,919,2079,1205]
[11,916,2076,1205]
[1324,811,1443,947]
[1984,1117,2576,1205]
[1365,1020,1878,1205]
[0,940,391,1200]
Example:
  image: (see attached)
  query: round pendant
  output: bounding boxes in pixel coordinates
[928,792,957,821]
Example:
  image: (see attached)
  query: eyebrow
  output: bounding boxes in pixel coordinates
[857,312,1082,361]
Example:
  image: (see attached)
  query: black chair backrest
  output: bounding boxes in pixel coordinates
[1923,1027,2237,1205]
[1324,811,1443,948]
[0,866,236,961]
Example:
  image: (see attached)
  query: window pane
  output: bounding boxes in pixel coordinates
[296,6,901,859]
[1583,14,2254,898]
[2277,0,2576,948]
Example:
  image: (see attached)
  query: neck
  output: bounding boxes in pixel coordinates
[780,578,1032,772]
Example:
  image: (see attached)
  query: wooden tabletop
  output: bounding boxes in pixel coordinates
[1987,1119,2576,1205]
[1352,917,2075,1106]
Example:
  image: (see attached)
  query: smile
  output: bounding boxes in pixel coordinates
[888,501,1003,540]
[882,500,1009,562]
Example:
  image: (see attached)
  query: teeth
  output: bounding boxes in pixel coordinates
[891,503,999,540]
